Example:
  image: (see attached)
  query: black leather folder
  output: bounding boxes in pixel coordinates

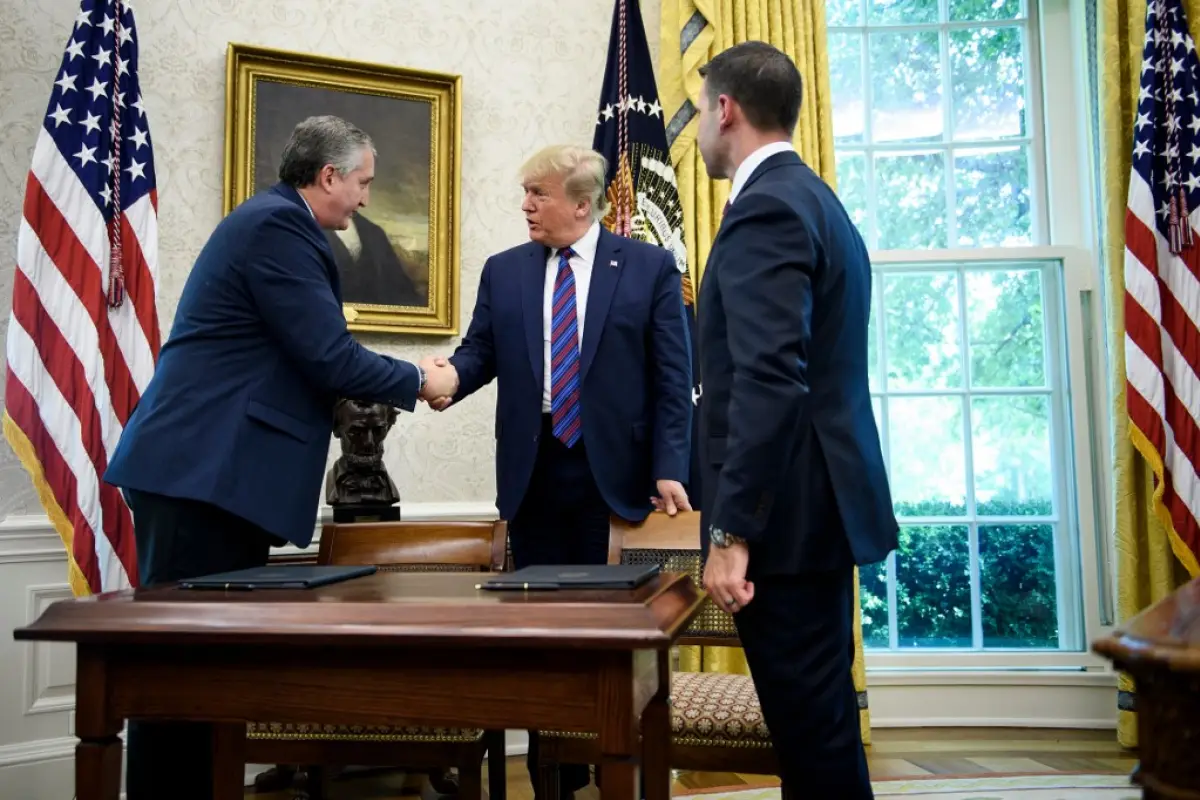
[178,564,377,590]
[478,563,661,591]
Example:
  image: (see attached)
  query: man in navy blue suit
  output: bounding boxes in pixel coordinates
[693,43,899,799]
[103,115,458,800]
[427,144,693,797]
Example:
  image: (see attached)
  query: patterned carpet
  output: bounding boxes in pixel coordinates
[677,774,1139,800]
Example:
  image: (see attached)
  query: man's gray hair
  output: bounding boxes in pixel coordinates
[278,115,375,188]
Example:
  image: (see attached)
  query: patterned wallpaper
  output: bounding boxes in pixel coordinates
[0,0,663,521]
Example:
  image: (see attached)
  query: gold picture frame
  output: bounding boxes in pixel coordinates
[223,43,461,336]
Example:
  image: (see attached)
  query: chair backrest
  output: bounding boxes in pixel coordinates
[608,511,739,647]
[317,520,508,572]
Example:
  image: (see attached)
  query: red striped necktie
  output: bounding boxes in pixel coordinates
[549,246,582,447]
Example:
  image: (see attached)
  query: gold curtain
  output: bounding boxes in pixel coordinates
[659,0,870,744]
[1098,0,1200,749]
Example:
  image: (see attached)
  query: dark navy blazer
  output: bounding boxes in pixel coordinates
[448,227,693,522]
[104,184,421,547]
[697,151,899,576]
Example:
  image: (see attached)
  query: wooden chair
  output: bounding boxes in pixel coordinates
[245,520,510,800]
[535,511,778,798]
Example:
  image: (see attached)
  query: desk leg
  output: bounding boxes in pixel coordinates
[74,647,121,800]
[641,652,671,800]
[212,723,246,800]
[598,658,639,800]
[76,736,122,800]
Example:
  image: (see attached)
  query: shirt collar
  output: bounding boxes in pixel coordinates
[728,141,795,206]
[296,189,317,219]
[555,221,601,264]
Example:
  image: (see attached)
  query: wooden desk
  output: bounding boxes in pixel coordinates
[1093,577,1200,800]
[13,570,704,800]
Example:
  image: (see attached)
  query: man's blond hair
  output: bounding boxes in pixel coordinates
[519,145,610,222]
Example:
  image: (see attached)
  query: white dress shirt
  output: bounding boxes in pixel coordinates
[727,141,795,207]
[542,221,600,412]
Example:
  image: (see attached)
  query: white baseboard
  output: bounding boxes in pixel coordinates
[0,735,76,768]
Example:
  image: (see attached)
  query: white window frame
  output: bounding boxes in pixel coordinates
[862,247,1110,672]
[828,0,1050,249]
[827,0,1114,674]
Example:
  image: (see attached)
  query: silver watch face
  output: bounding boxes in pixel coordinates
[710,526,727,547]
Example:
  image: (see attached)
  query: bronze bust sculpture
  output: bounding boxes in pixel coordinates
[326,398,400,521]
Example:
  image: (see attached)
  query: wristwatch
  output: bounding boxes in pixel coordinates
[709,526,746,548]
[417,365,427,391]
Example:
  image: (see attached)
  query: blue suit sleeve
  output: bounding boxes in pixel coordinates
[244,208,421,411]
[712,194,813,541]
[650,252,693,483]
[448,259,498,403]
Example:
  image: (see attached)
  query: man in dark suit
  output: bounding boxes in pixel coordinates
[427,143,693,797]
[104,114,457,800]
[693,42,899,799]
[327,211,425,307]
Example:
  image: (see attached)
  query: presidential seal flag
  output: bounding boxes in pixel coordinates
[592,0,703,503]
[1124,0,1200,575]
[3,0,160,597]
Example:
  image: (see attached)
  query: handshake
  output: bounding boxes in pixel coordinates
[418,355,457,411]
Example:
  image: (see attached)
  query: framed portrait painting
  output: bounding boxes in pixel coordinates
[223,43,461,336]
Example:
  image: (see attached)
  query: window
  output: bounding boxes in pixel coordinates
[826,1,1102,659]
[828,0,1045,249]
[859,253,1084,654]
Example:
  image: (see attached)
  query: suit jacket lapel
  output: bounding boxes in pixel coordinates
[522,246,547,389]
[273,183,342,301]
[579,229,621,382]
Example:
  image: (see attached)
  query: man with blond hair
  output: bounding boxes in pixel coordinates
[427,144,693,797]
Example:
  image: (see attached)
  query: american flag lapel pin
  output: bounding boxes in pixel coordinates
[609,260,618,268]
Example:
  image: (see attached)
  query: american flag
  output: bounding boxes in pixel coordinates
[2,0,159,596]
[1124,0,1200,573]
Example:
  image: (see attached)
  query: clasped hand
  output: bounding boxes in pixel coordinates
[419,356,457,409]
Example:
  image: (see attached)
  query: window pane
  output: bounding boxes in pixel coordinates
[889,397,967,514]
[950,26,1026,139]
[954,146,1032,246]
[870,0,938,25]
[972,395,1053,516]
[828,0,863,29]
[950,0,1022,22]
[860,559,890,647]
[875,152,948,248]
[836,152,870,238]
[966,269,1045,388]
[896,525,971,647]
[980,524,1058,647]
[831,33,866,143]
[883,272,961,390]
[870,31,943,143]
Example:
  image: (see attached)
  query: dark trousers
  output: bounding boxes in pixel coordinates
[122,488,278,800]
[734,567,873,800]
[512,416,611,798]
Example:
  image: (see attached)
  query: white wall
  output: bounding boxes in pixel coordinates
[0,0,662,521]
